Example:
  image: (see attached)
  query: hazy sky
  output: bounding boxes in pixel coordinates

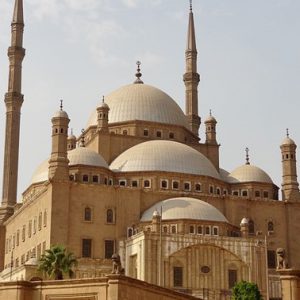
[0,0,300,200]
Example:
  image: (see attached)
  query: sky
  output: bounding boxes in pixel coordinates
[0,0,300,200]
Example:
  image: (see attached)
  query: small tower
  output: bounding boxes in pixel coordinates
[280,129,300,201]
[1,0,25,209]
[97,96,110,133]
[48,101,70,181]
[183,1,201,136]
[240,218,249,238]
[67,129,76,150]
[204,110,217,144]
[151,209,161,233]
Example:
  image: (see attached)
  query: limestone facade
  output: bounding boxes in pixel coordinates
[1,1,300,300]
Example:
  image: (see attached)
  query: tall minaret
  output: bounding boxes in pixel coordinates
[280,130,300,201]
[183,0,200,136]
[1,0,25,209]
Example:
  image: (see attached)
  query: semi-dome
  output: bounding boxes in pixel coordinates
[140,197,228,223]
[87,84,189,129]
[30,148,108,184]
[228,164,273,184]
[110,140,221,179]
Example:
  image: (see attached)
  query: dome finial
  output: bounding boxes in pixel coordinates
[71,128,73,135]
[245,147,250,165]
[189,0,193,12]
[286,128,290,138]
[209,109,212,117]
[134,61,144,84]
[102,95,105,104]
[60,99,63,111]
[80,129,85,147]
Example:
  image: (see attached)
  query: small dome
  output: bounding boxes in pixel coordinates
[30,148,108,184]
[281,137,296,146]
[152,210,160,218]
[228,164,273,184]
[68,133,76,140]
[205,115,217,123]
[53,110,69,119]
[110,140,220,179]
[141,197,228,223]
[98,101,110,109]
[68,147,108,168]
[240,217,249,225]
[87,84,189,129]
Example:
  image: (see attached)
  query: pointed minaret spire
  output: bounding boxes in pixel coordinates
[245,147,250,165]
[12,0,24,24]
[1,0,25,209]
[183,1,200,136]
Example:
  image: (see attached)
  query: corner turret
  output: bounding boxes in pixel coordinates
[280,129,300,201]
[204,110,217,144]
[97,96,110,133]
[48,101,70,181]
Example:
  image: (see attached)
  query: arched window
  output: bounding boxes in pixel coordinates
[127,228,133,237]
[268,221,274,232]
[184,182,191,191]
[84,207,92,221]
[161,180,168,189]
[83,175,89,182]
[172,181,179,189]
[248,219,255,234]
[43,210,47,227]
[106,209,114,224]
[38,212,42,231]
[195,183,201,192]
[143,180,150,188]
[189,225,195,234]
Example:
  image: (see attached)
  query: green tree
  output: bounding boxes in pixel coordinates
[232,281,263,300]
[38,245,77,280]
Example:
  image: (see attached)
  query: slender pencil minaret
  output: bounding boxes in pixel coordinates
[183,0,200,136]
[1,0,25,210]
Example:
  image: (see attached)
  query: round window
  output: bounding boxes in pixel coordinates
[200,266,210,274]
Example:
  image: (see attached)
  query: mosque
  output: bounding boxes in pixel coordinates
[0,0,299,299]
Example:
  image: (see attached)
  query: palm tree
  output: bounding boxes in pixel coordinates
[38,245,77,280]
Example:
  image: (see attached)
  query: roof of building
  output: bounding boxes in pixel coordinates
[228,164,273,184]
[110,140,221,179]
[53,110,69,119]
[281,137,296,146]
[30,147,108,184]
[87,83,189,129]
[140,197,228,223]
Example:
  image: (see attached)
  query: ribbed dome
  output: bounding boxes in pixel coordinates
[110,140,220,179]
[87,84,189,129]
[140,197,228,223]
[30,148,108,184]
[228,164,273,184]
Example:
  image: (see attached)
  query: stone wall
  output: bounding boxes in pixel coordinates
[0,275,198,300]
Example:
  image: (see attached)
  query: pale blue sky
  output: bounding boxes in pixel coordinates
[0,0,300,199]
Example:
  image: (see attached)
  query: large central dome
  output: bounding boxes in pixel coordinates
[87,83,189,129]
[110,140,221,179]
